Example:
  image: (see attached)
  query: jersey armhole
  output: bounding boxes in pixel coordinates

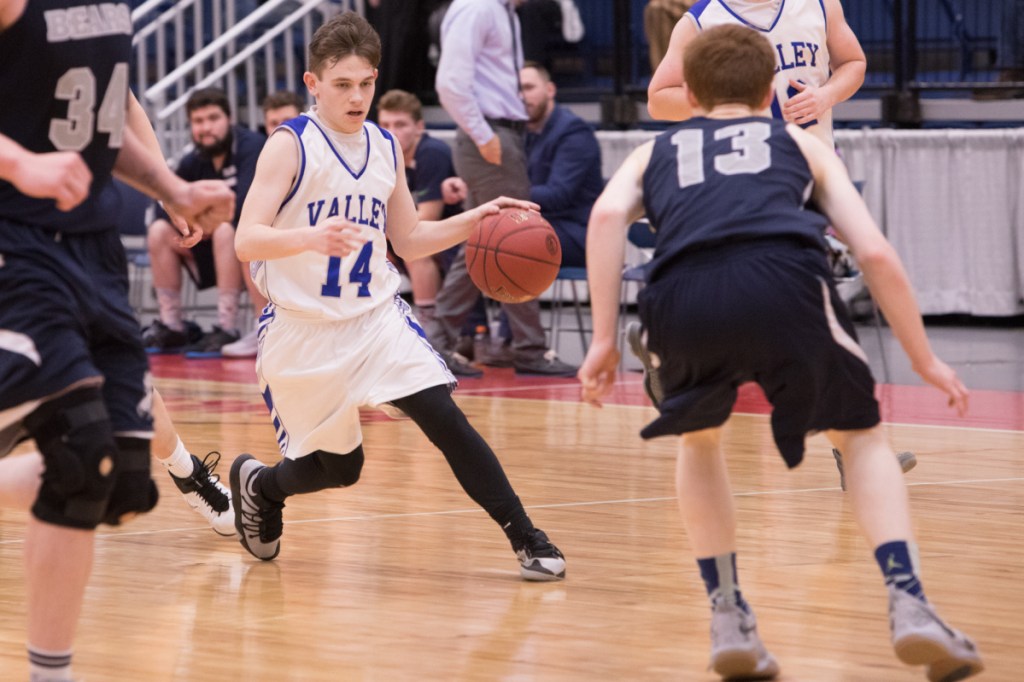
[275,125,306,210]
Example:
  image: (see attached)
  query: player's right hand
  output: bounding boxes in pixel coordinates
[165,180,235,235]
[11,151,92,211]
[471,196,540,222]
[308,217,367,257]
[913,356,969,416]
[165,207,203,248]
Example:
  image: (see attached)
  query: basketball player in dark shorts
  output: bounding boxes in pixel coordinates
[578,24,982,682]
[0,0,234,677]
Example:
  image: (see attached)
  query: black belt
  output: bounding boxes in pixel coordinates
[486,117,526,132]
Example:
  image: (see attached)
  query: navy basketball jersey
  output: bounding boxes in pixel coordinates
[0,0,133,231]
[642,116,828,283]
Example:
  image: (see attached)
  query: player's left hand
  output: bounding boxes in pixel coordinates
[578,339,620,407]
[165,179,236,234]
[912,356,969,416]
[472,197,541,222]
[783,80,832,126]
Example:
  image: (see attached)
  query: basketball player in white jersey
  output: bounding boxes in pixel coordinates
[648,0,866,148]
[230,12,566,580]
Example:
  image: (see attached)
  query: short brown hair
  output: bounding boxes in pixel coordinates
[521,60,551,83]
[186,87,230,117]
[308,11,381,76]
[377,89,423,122]
[262,90,304,112]
[683,25,775,110]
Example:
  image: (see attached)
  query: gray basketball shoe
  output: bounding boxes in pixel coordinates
[832,449,918,491]
[709,601,780,680]
[626,322,664,407]
[888,586,984,682]
[230,454,283,561]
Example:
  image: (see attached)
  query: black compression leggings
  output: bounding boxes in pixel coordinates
[258,385,532,540]
[390,385,531,536]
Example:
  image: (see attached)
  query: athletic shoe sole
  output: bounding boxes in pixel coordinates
[894,633,984,682]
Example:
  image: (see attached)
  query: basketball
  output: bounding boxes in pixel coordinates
[465,208,562,303]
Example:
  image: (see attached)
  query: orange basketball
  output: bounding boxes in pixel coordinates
[465,208,562,303]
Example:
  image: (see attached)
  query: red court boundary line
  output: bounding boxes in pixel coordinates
[149,357,1024,432]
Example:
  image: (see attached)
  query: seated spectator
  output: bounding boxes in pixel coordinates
[520,61,603,268]
[143,88,265,356]
[218,91,307,358]
[261,90,305,134]
[377,89,484,376]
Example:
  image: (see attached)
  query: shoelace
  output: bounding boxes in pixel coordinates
[239,478,284,542]
[191,452,229,511]
[240,501,283,542]
[522,530,562,558]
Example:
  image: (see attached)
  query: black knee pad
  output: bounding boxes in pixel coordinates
[24,387,118,530]
[102,436,159,526]
[313,447,364,488]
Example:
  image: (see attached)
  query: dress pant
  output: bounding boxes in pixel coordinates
[428,125,548,362]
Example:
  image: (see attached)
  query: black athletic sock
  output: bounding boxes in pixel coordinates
[390,385,535,544]
[258,447,364,503]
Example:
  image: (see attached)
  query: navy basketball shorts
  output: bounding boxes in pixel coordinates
[637,240,880,468]
[0,223,152,451]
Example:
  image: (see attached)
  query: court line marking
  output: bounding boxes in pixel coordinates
[161,377,1024,434]
[1,476,1020,546]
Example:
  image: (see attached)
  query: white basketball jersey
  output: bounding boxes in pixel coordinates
[251,109,402,320]
[687,0,833,145]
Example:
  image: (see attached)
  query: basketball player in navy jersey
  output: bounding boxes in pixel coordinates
[231,12,565,580]
[644,0,917,482]
[0,91,240,541]
[0,0,235,677]
[579,25,982,682]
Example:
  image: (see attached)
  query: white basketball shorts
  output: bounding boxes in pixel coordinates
[256,295,455,459]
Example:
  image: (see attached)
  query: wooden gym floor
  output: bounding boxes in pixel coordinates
[0,350,1020,681]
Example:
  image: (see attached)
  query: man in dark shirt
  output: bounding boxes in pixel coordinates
[520,61,603,268]
[143,88,266,356]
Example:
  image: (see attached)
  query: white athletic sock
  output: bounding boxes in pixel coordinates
[157,438,195,479]
[154,288,184,331]
[27,646,72,682]
[217,288,242,333]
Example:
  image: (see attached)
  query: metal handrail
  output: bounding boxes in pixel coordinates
[143,0,304,102]
[154,0,332,121]
[133,0,200,45]
[131,0,174,23]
